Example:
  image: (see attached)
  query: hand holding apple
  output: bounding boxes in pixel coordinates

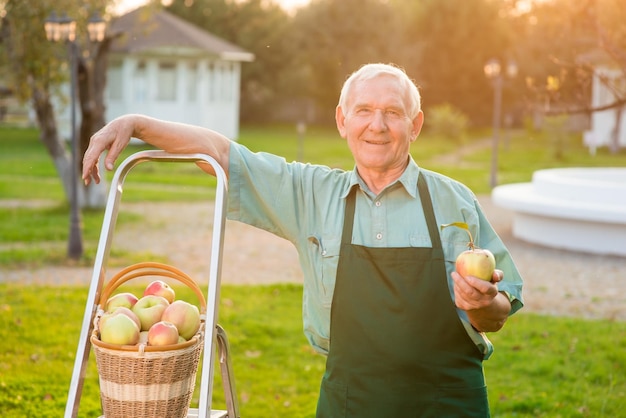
[456,248,496,281]
[441,222,496,281]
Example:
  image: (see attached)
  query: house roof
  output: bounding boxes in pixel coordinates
[110,7,255,62]
[577,49,624,69]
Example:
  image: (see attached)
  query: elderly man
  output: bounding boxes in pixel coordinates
[83,63,523,417]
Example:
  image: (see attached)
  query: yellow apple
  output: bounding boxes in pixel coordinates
[100,312,140,345]
[441,221,496,281]
[132,295,170,331]
[455,248,496,281]
[161,300,201,340]
[101,306,141,331]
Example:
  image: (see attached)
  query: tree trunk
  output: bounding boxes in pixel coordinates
[77,37,115,208]
[31,85,74,204]
[610,105,623,154]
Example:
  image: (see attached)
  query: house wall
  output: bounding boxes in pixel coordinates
[584,67,626,152]
[105,55,243,140]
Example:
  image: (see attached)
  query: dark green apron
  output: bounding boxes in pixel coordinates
[316,176,490,417]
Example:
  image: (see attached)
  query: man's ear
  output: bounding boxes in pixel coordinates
[336,105,347,138]
[411,110,424,142]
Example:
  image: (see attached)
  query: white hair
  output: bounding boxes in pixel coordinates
[338,63,422,119]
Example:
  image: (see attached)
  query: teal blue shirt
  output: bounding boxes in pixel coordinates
[227,142,524,359]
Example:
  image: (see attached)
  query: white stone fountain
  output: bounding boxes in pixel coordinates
[492,167,626,256]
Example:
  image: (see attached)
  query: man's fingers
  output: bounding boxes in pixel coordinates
[491,269,504,283]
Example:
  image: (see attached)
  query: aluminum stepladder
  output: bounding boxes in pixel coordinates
[64,150,240,418]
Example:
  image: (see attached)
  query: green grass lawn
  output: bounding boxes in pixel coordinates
[0,284,624,418]
[1,124,625,268]
[1,125,626,417]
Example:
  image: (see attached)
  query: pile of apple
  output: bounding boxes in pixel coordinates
[97,280,201,347]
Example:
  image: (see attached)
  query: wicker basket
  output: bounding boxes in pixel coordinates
[91,262,207,418]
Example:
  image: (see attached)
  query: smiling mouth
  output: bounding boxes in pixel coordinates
[364,139,389,145]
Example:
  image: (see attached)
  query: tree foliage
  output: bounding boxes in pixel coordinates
[2,0,625,147]
[0,0,111,206]
[513,0,626,113]
[397,0,513,125]
[287,0,403,122]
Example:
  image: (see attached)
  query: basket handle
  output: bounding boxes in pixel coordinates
[99,262,207,312]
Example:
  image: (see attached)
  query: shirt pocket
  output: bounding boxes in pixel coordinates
[308,234,341,308]
[442,230,475,268]
[409,233,432,247]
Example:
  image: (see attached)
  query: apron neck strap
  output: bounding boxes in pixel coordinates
[417,174,442,250]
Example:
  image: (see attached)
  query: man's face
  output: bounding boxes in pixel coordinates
[336,74,423,175]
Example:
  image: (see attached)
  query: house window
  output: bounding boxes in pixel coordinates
[108,63,123,100]
[207,62,216,102]
[133,61,147,102]
[157,62,177,101]
[221,64,232,102]
[187,63,198,102]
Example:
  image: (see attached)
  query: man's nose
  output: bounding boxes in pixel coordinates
[369,109,388,131]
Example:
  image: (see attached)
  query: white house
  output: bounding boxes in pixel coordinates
[582,52,626,153]
[104,7,254,140]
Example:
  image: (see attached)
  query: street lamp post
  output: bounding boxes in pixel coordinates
[45,11,106,260]
[484,58,518,189]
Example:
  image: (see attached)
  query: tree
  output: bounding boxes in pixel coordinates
[512,0,626,151]
[0,0,113,207]
[396,0,515,126]
[288,0,403,123]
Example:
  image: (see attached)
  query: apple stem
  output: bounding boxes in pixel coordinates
[440,222,475,250]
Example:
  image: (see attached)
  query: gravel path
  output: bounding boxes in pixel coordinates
[1,196,625,321]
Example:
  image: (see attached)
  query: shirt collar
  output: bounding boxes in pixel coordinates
[341,156,421,199]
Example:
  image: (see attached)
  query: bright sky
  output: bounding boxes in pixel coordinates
[115,0,310,15]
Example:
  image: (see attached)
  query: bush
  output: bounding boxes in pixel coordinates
[425,103,469,142]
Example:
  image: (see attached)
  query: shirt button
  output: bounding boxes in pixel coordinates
[375,201,382,207]
[376,233,383,240]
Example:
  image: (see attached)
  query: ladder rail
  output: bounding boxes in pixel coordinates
[64,151,229,418]
[217,324,240,418]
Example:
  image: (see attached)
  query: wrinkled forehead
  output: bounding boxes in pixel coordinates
[347,74,410,108]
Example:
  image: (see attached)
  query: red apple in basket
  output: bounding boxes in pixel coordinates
[132,295,170,331]
[143,280,176,304]
[441,222,496,281]
[148,321,180,346]
[161,300,201,340]
[105,292,139,311]
[100,312,140,345]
